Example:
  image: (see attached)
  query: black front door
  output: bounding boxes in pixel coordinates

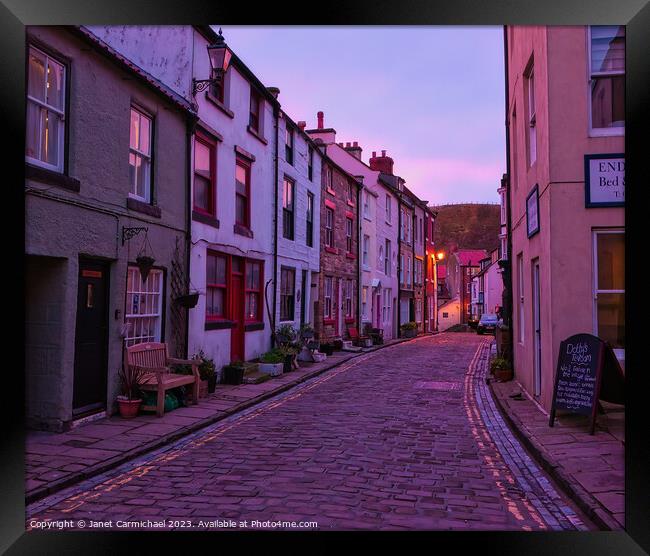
[300,269,308,327]
[73,259,109,415]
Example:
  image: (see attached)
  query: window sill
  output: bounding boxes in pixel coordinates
[245,322,264,332]
[247,125,268,145]
[25,163,80,192]
[234,223,254,238]
[325,246,338,255]
[127,197,161,218]
[589,127,625,138]
[323,318,336,325]
[192,210,220,229]
[205,91,234,119]
[326,188,336,197]
[344,317,355,324]
[346,253,356,260]
[347,200,355,208]
[205,320,235,330]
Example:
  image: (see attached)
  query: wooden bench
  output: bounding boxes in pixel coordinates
[126,342,200,417]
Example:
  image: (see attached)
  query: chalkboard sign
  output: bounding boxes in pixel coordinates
[549,333,605,435]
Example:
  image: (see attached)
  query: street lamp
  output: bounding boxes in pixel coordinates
[192,29,232,96]
[431,252,444,332]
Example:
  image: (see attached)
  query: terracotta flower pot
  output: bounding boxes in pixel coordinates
[494,368,513,381]
[117,397,141,419]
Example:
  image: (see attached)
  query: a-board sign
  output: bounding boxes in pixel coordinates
[549,333,624,434]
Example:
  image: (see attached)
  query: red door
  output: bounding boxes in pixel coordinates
[230,268,245,362]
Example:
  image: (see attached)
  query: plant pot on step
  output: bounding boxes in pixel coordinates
[207,374,217,393]
[283,355,294,373]
[222,365,245,385]
[494,368,513,381]
[199,379,209,398]
[259,362,283,377]
[117,396,141,419]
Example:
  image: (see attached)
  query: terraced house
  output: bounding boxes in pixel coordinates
[25,26,195,430]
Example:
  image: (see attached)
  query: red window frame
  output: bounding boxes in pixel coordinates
[325,207,334,247]
[193,132,217,216]
[249,88,261,132]
[235,155,251,228]
[244,259,264,322]
[206,251,229,321]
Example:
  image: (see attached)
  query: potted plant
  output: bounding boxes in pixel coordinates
[135,255,156,282]
[222,360,245,385]
[319,342,334,356]
[258,349,284,377]
[278,344,299,373]
[370,327,384,345]
[299,323,315,340]
[117,364,147,418]
[490,355,513,381]
[275,323,297,346]
[400,321,418,338]
[175,292,200,309]
[196,350,217,393]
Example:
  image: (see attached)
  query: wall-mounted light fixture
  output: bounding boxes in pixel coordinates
[192,29,232,96]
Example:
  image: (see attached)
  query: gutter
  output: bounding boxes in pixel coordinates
[271,105,280,347]
[503,25,515,363]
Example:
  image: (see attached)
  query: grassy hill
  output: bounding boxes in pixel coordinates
[432,203,500,256]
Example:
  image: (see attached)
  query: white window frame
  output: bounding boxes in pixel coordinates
[363,191,370,220]
[587,26,625,137]
[385,195,392,223]
[125,267,163,346]
[517,253,525,344]
[129,106,153,203]
[385,240,391,276]
[26,46,66,172]
[592,229,625,361]
[524,61,536,167]
[361,286,368,320]
[324,276,333,319]
[362,235,370,269]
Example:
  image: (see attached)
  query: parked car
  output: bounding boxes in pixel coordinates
[477,314,498,335]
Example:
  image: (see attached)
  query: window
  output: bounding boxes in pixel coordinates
[325,207,334,247]
[26,46,66,171]
[210,78,224,105]
[235,156,251,228]
[245,260,263,321]
[282,177,295,240]
[386,195,392,222]
[285,126,294,165]
[308,147,314,181]
[347,181,355,204]
[324,276,333,320]
[400,254,405,285]
[407,255,412,287]
[415,299,422,323]
[346,217,353,254]
[193,134,216,215]
[415,259,423,285]
[125,267,163,346]
[378,245,384,271]
[517,253,524,343]
[325,165,334,192]
[280,267,295,321]
[128,107,153,202]
[306,191,314,247]
[594,230,624,351]
[362,286,368,320]
[249,88,262,133]
[385,239,391,276]
[589,26,625,133]
[344,280,353,318]
[362,235,370,267]
[206,252,228,321]
[382,289,392,324]
[524,61,536,166]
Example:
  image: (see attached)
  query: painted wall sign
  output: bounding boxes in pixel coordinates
[526,184,540,238]
[584,153,625,207]
[82,270,103,278]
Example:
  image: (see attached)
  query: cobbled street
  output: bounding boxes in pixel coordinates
[27,334,593,531]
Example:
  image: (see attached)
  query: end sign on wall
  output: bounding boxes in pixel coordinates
[584,153,625,208]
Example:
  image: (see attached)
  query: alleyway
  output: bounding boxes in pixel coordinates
[26,334,592,531]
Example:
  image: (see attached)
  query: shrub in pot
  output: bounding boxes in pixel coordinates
[195,350,217,393]
[400,321,418,338]
[117,364,147,418]
[223,360,245,385]
[259,349,284,377]
[490,355,513,381]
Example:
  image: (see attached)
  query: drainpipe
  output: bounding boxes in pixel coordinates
[271,106,280,347]
[503,25,514,365]
[356,177,363,331]
[184,113,198,358]
[397,191,402,337]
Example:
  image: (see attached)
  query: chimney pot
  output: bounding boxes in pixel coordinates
[353,141,358,147]
[297,121,306,130]
[372,151,377,158]
[346,142,351,148]
[317,111,324,129]
[382,150,386,157]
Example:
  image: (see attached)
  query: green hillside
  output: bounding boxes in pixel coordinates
[432,203,500,256]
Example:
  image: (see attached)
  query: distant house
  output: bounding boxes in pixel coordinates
[446,249,487,324]
[470,248,503,321]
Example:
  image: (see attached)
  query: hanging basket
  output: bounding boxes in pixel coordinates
[175,292,200,309]
[136,255,156,282]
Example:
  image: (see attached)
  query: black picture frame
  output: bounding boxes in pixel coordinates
[526,183,540,238]
[584,152,626,208]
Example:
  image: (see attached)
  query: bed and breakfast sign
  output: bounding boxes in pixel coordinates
[584,154,625,207]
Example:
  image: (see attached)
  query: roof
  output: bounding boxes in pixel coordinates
[455,249,488,267]
[73,26,196,116]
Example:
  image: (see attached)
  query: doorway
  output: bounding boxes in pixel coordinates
[532,258,541,397]
[73,259,109,416]
[230,257,245,362]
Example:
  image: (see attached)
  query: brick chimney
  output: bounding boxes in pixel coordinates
[344,140,362,160]
[317,111,324,129]
[297,121,306,131]
[267,86,280,99]
[369,149,394,175]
